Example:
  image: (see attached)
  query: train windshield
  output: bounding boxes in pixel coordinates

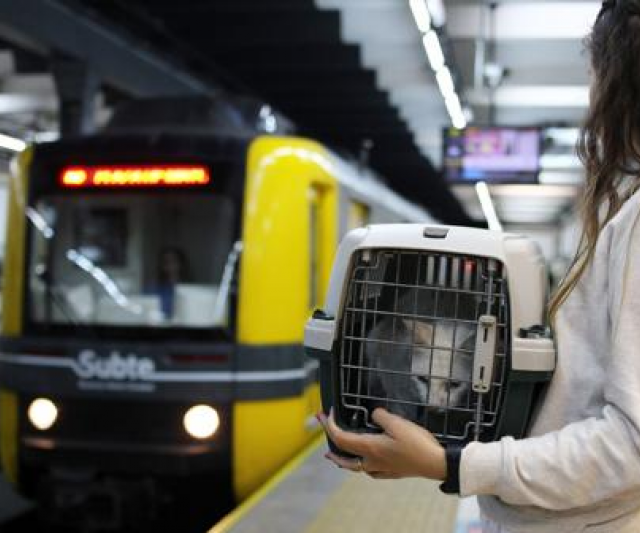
[27,193,238,330]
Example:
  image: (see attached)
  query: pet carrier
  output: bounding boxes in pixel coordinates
[305,225,555,446]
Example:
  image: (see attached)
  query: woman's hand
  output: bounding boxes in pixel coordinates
[317,408,447,481]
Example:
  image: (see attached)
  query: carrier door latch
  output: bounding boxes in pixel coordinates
[472,315,497,393]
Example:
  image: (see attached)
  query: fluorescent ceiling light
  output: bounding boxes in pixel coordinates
[435,67,455,98]
[446,3,599,40]
[31,131,59,143]
[476,182,503,232]
[426,0,446,27]
[444,94,466,129]
[539,171,585,185]
[443,93,459,114]
[544,127,580,145]
[488,184,579,198]
[0,133,26,152]
[463,106,475,123]
[409,0,431,33]
[539,154,582,170]
[423,30,445,71]
[451,114,466,130]
[465,86,589,108]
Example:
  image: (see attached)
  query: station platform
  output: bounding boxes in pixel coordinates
[0,473,31,524]
[210,436,482,533]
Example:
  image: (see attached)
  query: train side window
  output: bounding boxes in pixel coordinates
[347,201,370,231]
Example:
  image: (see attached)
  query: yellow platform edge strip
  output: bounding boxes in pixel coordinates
[209,435,326,533]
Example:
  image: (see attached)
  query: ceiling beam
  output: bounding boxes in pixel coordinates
[211,45,362,69]
[280,93,391,108]
[172,13,341,46]
[284,100,392,113]
[295,110,403,124]
[124,0,317,13]
[262,87,387,100]
[236,69,377,87]
[0,0,216,97]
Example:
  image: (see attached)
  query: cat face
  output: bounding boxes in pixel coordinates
[408,320,473,409]
[365,317,473,419]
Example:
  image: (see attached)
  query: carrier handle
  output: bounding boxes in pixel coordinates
[472,315,497,394]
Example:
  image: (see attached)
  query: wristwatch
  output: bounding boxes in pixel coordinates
[439,445,463,495]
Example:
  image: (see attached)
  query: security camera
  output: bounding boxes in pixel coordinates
[484,62,509,89]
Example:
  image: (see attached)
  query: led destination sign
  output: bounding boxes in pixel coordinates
[60,165,211,188]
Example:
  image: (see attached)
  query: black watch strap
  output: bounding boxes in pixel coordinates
[439,444,463,495]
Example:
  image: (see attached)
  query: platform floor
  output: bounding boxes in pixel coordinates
[211,438,482,533]
[0,473,32,524]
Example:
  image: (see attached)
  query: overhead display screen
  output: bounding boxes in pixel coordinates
[60,165,211,188]
[443,127,541,184]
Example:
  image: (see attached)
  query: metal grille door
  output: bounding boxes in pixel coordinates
[335,248,510,443]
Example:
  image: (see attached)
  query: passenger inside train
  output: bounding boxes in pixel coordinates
[153,247,191,320]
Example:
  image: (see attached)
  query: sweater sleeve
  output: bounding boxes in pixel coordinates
[459,217,640,510]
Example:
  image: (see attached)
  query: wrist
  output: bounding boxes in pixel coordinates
[420,443,447,480]
[439,445,463,495]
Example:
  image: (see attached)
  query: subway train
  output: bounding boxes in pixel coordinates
[0,97,432,529]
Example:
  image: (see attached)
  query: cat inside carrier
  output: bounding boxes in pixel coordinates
[305,225,556,447]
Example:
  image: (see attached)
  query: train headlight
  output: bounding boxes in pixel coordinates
[27,398,58,431]
[183,405,219,439]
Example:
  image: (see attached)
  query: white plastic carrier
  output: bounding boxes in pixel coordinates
[305,224,556,444]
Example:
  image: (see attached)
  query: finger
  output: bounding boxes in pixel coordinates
[371,408,403,436]
[320,411,371,456]
[326,452,388,476]
[325,452,364,473]
[367,472,403,480]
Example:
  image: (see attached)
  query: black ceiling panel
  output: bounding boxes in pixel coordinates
[215,44,362,70]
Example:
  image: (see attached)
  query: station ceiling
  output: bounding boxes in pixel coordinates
[0,0,601,227]
[445,0,596,226]
[0,0,473,225]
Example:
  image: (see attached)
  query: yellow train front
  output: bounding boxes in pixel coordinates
[0,98,430,529]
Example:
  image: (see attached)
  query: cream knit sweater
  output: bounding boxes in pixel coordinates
[461,190,640,533]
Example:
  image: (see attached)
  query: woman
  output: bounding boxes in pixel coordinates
[319,1,640,531]
[154,247,190,319]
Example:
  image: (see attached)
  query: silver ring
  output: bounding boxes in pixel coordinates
[356,457,364,472]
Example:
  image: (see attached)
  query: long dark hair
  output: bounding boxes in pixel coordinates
[549,0,640,320]
[158,247,190,285]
